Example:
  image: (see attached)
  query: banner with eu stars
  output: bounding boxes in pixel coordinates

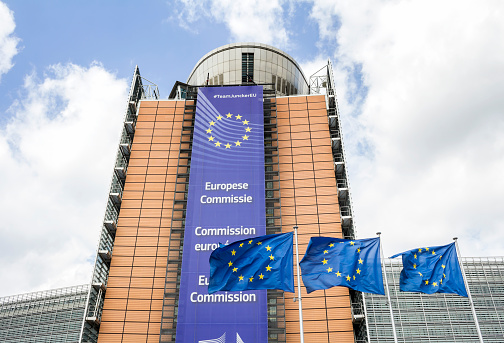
[209,232,294,294]
[175,86,267,343]
[390,242,468,297]
[300,237,385,295]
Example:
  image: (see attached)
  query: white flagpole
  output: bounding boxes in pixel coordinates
[377,232,399,343]
[453,237,484,343]
[293,226,305,343]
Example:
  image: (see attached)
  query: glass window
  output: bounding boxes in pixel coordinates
[242,53,254,83]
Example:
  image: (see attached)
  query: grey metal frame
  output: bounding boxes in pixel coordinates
[79,66,159,343]
[310,60,367,342]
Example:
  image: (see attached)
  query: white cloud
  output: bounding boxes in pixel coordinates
[308,0,504,256]
[0,63,128,296]
[0,1,20,81]
[171,0,290,48]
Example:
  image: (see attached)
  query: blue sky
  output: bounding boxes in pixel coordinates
[0,0,503,296]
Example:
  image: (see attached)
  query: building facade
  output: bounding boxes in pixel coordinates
[1,43,503,343]
[0,285,89,343]
[81,43,359,342]
[364,257,504,342]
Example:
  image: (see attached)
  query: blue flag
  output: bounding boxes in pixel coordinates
[300,237,385,295]
[208,232,294,294]
[390,242,468,297]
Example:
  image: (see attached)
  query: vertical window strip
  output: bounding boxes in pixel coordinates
[242,53,254,83]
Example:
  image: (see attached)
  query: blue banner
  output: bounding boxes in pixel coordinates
[175,86,267,342]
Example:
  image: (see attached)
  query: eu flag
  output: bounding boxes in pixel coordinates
[208,232,294,294]
[300,237,384,295]
[390,242,468,297]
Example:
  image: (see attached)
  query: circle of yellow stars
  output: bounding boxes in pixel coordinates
[413,247,446,288]
[323,241,365,282]
[206,112,252,149]
[231,239,274,283]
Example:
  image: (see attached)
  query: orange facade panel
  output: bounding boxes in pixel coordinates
[99,95,354,342]
[278,96,353,343]
[99,100,185,342]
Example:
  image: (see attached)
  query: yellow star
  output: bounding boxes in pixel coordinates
[425,280,429,285]
[266,265,272,272]
[215,141,221,147]
[442,264,446,269]
[239,243,244,248]
[259,273,264,280]
[432,251,436,255]
[269,255,274,260]
[242,119,249,125]
[443,273,446,278]
[242,135,249,140]
[233,267,238,272]
[208,136,214,141]
[256,241,262,245]
[225,143,231,149]
[217,115,223,120]
[231,250,236,256]
[245,127,251,132]
[322,259,328,265]
[433,282,438,287]
[353,275,356,280]
[249,277,253,282]
[206,128,212,133]
[425,247,429,251]
[418,248,423,253]
[209,121,215,126]
[248,240,253,244]
[357,248,361,253]
[414,254,417,259]
[350,241,355,245]
[235,141,241,146]
[356,268,361,274]
[440,279,443,284]
[266,246,271,251]
[419,272,423,277]
[358,259,363,264]
[413,264,417,269]
[226,113,233,118]
[346,275,351,281]
[235,114,242,120]
[239,275,244,281]
[336,271,341,277]
[228,261,233,267]
[327,267,333,273]
[323,250,328,254]
[329,243,334,247]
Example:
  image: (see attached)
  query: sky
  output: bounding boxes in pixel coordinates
[0,0,503,297]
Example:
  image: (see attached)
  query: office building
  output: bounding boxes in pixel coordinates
[1,43,502,343]
[364,257,504,342]
[80,43,358,343]
[0,285,89,343]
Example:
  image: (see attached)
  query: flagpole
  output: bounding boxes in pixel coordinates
[453,237,484,343]
[376,232,399,343]
[293,226,305,343]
